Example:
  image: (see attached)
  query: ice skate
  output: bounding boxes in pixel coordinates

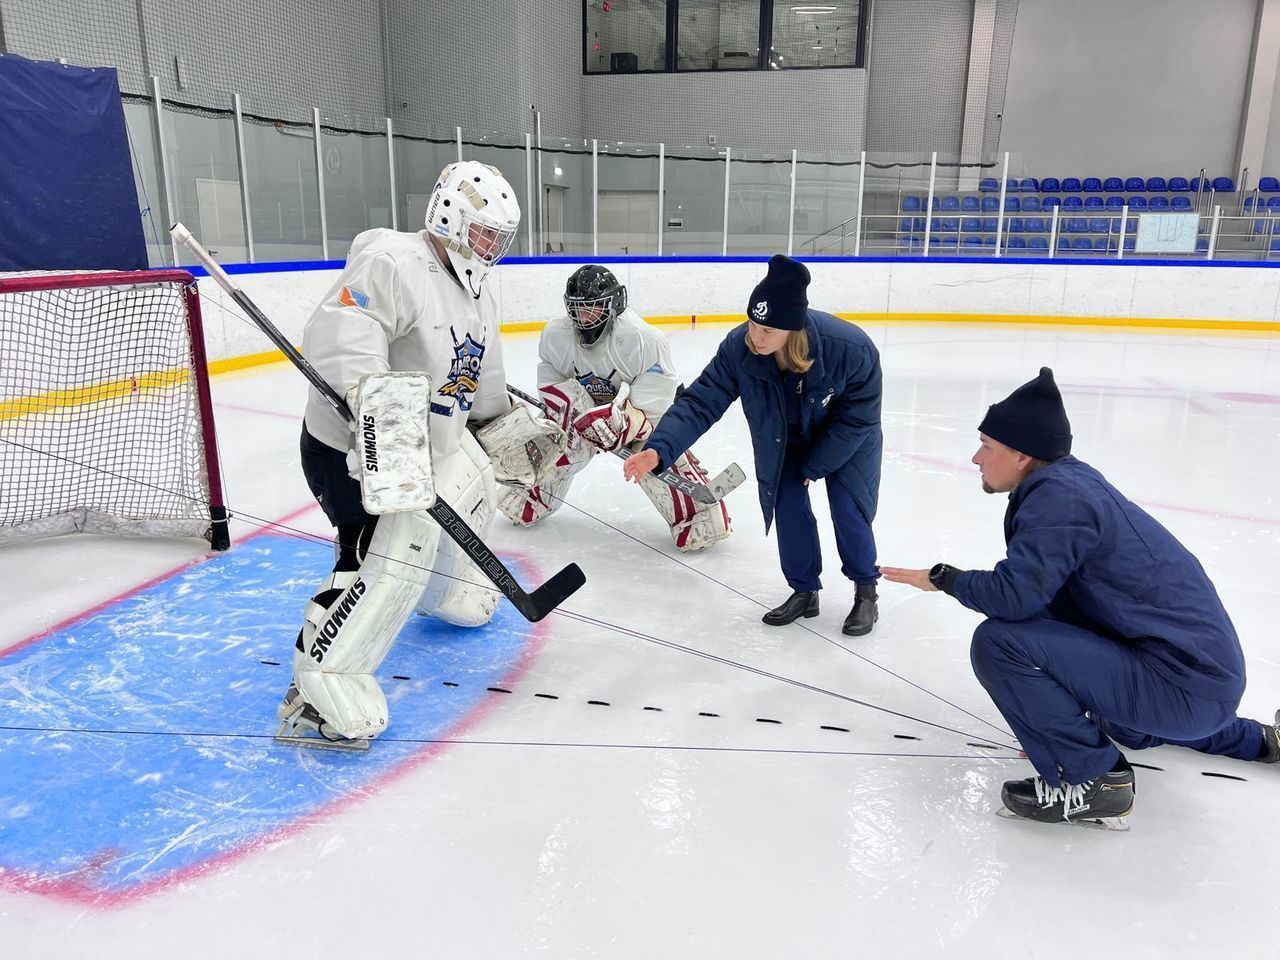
[274,683,370,752]
[996,765,1134,831]
[1258,710,1280,763]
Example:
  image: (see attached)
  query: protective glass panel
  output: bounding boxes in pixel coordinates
[322,128,392,261]
[663,149,727,254]
[241,116,322,262]
[465,135,533,258]
[794,154,861,256]
[123,100,167,268]
[597,144,661,256]
[162,106,245,265]
[727,152,791,254]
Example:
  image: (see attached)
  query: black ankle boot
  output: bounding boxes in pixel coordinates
[762,590,819,626]
[842,583,878,636]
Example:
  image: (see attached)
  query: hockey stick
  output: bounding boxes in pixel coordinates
[170,222,584,622]
[506,383,746,504]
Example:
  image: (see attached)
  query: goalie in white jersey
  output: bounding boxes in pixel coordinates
[279,160,564,746]
[499,265,731,551]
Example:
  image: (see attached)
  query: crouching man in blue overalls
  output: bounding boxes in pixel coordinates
[883,367,1279,829]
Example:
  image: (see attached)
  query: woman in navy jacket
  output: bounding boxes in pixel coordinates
[624,255,883,635]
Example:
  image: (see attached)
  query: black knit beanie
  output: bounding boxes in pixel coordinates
[978,367,1073,461]
[747,255,810,331]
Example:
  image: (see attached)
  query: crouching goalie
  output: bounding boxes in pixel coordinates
[499,264,732,552]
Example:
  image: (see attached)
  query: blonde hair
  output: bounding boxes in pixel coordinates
[745,326,813,374]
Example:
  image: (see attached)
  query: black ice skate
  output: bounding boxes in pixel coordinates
[1259,709,1280,763]
[275,683,370,752]
[997,766,1134,831]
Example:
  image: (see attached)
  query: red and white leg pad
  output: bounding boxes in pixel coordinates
[637,450,732,551]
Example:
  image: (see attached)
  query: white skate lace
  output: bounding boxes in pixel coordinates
[1033,777,1091,821]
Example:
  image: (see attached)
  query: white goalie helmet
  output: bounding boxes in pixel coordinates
[425,161,521,298]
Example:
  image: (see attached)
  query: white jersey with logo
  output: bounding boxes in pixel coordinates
[302,228,510,458]
[536,306,677,418]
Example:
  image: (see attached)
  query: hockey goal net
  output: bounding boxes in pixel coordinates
[0,269,229,550]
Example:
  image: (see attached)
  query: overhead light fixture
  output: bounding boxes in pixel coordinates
[792,5,837,13]
[554,166,563,177]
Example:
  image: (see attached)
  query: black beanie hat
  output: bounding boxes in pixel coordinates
[747,254,810,331]
[978,367,1073,461]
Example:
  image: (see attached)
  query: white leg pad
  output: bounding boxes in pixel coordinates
[292,509,437,739]
[637,451,733,551]
[415,430,501,627]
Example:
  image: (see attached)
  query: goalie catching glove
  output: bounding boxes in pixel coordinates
[474,404,568,488]
[572,396,653,453]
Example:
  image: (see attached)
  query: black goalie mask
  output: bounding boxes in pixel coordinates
[565,264,626,346]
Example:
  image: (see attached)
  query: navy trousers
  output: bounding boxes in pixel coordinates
[772,446,878,592]
[970,616,1263,785]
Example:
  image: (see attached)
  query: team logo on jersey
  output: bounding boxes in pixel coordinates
[338,285,370,310]
[751,299,769,321]
[434,327,486,415]
[574,368,618,405]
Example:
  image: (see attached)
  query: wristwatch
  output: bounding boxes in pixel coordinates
[928,563,958,591]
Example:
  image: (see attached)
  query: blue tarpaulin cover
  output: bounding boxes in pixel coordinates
[0,53,146,270]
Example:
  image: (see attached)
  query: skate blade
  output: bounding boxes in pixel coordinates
[274,731,371,752]
[995,807,1130,831]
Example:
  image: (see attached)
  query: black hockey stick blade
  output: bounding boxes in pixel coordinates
[425,498,585,622]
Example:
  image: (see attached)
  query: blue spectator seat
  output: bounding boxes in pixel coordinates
[1268,197,1280,211]
[1089,217,1110,233]
[1024,216,1046,232]
[1006,179,1019,193]
[1061,177,1082,192]
[961,216,982,232]
[1042,196,1061,209]
[1022,196,1042,212]
[1020,177,1040,192]
[1072,237,1093,250]
[1126,219,1137,233]
[1004,197,1021,211]
[1271,238,1280,251]
[1124,177,1145,192]
[961,196,980,211]
[1146,176,1168,191]
[1124,237,1135,250]
[1211,177,1234,192]
[1084,196,1104,210]
[1083,177,1103,192]
[983,236,997,247]
[1041,177,1061,192]
[899,237,916,251]
[1196,237,1209,252]
[941,195,960,211]
[1169,176,1190,191]
[1063,196,1083,210]
[981,196,999,212]
[1007,217,1025,232]
[1260,176,1280,192]
[902,195,923,211]
[1105,196,1124,209]
[1171,196,1193,211]
[1149,196,1170,210]
[1007,236,1026,249]
[963,236,983,248]
[1029,236,1049,250]
[979,177,999,192]
[1128,196,1148,210]
[1093,237,1109,250]
[941,216,960,231]
[899,217,914,231]
[1067,217,1088,232]
[1103,177,1123,192]
[933,235,959,250]
[1188,177,1202,192]
[982,217,998,231]
[1245,197,1257,210]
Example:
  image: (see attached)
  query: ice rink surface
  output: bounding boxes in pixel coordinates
[2,318,1278,958]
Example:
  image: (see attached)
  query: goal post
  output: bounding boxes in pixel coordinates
[0,269,230,550]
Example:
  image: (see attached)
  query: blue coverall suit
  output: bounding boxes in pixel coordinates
[644,311,882,590]
[936,456,1261,785]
